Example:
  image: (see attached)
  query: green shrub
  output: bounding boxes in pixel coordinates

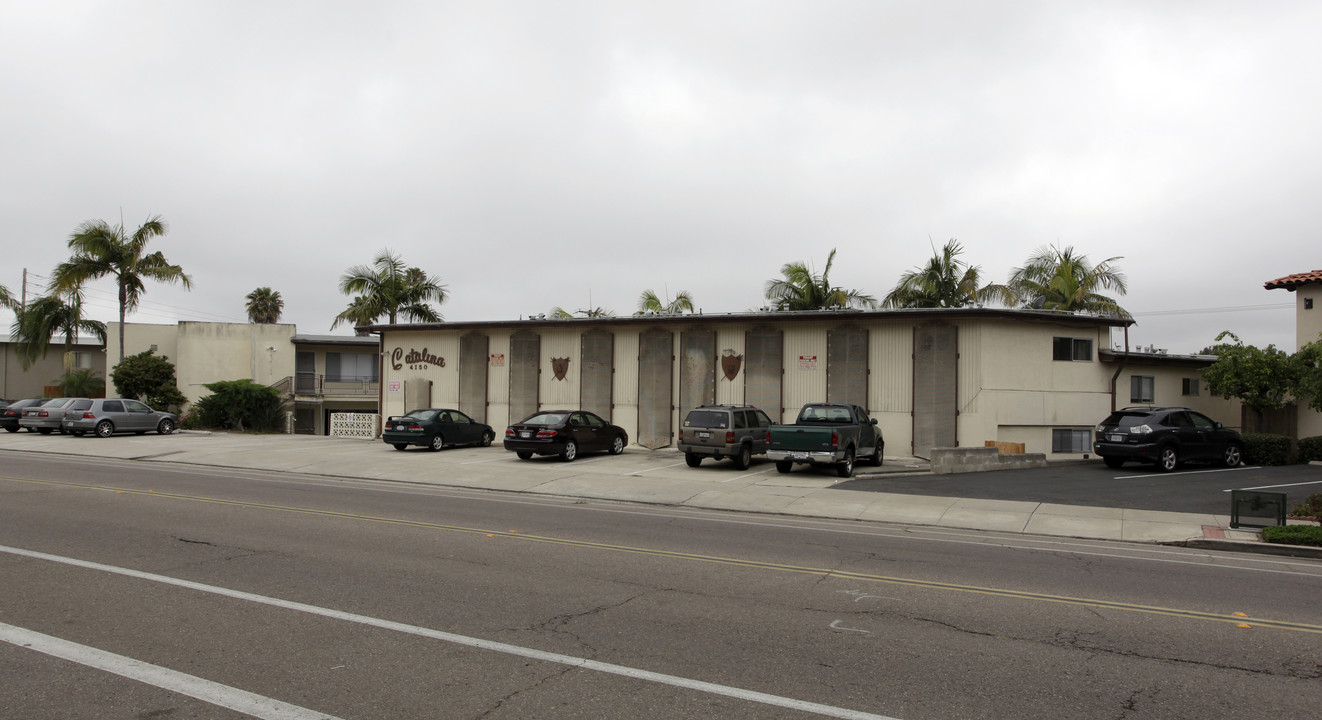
[1242,433,1292,466]
[1297,436,1322,464]
[190,379,286,432]
[1289,492,1322,519]
[111,350,187,411]
[1262,525,1322,547]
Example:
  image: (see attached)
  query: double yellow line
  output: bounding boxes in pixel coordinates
[13,476,1322,635]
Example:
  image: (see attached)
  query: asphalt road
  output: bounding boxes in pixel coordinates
[2,453,1320,719]
[842,462,1322,515]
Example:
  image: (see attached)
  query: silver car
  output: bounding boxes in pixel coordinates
[18,398,81,434]
[62,398,179,437]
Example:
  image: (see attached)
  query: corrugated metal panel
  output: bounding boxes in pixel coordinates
[637,327,673,448]
[540,329,578,408]
[827,325,868,407]
[459,332,488,422]
[782,323,828,416]
[744,327,783,421]
[714,327,745,405]
[869,321,912,413]
[679,328,715,421]
[580,329,613,420]
[508,331,539,422]
[913,322,958,457]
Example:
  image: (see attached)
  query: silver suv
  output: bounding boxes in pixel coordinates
[61,398,179,437]
[678,404,773,470]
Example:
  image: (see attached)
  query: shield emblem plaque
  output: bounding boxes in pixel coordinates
[551,357,570,381]
[721,351,743,381]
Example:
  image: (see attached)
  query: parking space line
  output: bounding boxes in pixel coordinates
[1224,479,1322,492]
[626,461,688,476]
[1114,466,1259,480]
[722,468,775,483]
[0,622,345,720]
[461,456,514,465]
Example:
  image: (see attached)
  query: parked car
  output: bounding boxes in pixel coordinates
[504,410,628,461]
[61,398,179,437]
[767,403,884,478]
[19,397,81,434]
[1093,406,1243,472]
[382,408,494,451]
[1,398,52,433]
[678,404,773,469]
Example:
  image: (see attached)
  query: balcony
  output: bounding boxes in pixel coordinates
[280,373,379,398]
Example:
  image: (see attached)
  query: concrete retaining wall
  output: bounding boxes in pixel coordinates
[931,446,1047,474]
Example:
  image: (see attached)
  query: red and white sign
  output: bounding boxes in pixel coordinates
[799,355,818,371]
[387,381,402,393]
[490,353,505,366]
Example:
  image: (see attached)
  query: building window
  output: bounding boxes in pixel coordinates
[1182,378,1199,396]
[1306,297,1314,310]
[1052,428,1091,453]
[1052,337,1093,362]
[72,352,93,370]
[326,352,379,382]
[1131,375,1155,404]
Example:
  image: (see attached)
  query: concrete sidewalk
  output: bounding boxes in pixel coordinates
[3,430,1317,557]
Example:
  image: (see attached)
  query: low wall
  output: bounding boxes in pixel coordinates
[931,446,1047,474]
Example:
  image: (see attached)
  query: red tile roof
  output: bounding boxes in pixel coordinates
[1264,270,1322,291]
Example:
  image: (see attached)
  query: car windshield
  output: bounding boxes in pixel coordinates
[1101,412,1152,428]
[684,411,728,428]
[522,413,567,426]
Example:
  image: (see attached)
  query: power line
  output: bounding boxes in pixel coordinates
[23,271,247,324]
[1131,303,1293,318]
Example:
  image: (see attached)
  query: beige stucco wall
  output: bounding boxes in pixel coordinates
[107,322,181,370]
[1295,283,1321,351]
[1,340,103,400]
[176,322,297,404]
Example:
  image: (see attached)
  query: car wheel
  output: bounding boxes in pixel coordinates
[836,449,855,478]
[1158,445,1179,472]
[561,440,578,462]
[429,434,445,452]
[157,418,176,435]
[867,438,884,467]
[516,451,533,460]
[609,435,625,455]
[95,420,114,438]
[392,443,408,451]
[38,428,53,435]
[481,431,494,447]
[685,452,702,468]
[1222,442,1243,468]
[732,444,752,470]
[3,426,17,433]
[1103,456,1124,468]
[775,460,792,474]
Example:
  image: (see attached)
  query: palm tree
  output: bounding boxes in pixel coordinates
[9,291,107,370]
[765,248,876,311]
[245,287,284,323]
[1007,244,1130,317]
[0,283,15,311]
[550,306,614,318]
[331,249,446,329]
[883,239,1010,308]
[635,289,694,316]
[51,215,192,364]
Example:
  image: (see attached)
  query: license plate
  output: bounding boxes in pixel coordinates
[521,431,531,438]
[698,432,710,439]
[1108,434,1123,442]
[790,452,808,460]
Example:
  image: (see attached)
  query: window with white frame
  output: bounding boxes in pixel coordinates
[1052,428,1091,453]
[1182,377,1199,396]
[72,352,93,370]
[1131,375,1155,403]
[326,352,379,382]
[1052,337,1093,362]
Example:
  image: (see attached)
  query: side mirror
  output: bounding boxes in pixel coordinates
[871,418,878,425]
[1214,422,1223,429]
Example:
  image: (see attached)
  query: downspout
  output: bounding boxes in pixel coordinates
[1108,325,1129,413]
[374,329,384,438]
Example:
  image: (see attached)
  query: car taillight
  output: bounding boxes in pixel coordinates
[766,430,771,443]
[725,431,735,443]
[83,412,96,419]
[505,428,515,436]
[678,429,684,441]
[1129,425,1152,435]
[408,424,423,431]
[831,431,840,447]
[38,411,49,417]
[536,429,558,438]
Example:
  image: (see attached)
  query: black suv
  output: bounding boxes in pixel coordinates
[1093,406,1243,472]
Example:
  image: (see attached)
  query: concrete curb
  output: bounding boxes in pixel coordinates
[1177,538,1322,559]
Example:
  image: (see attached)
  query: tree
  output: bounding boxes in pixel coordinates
[331,249,446,329]
[1201,332,1298,415]
[1293,334,1322,414]
[111,349,187,411]
[550,306,613,318]
[54,368,105,398]
[190,379,286,432]
[51,214,192,364]
[635,289,694,315]
[9,291,106,370]
[882,239,1009,308]
[0,283,15,311]
[764,248,876,311]
[245,287,284,324]
[1006,244,1129,317]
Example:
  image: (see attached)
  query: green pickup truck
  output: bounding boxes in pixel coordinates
[766,403,884,478]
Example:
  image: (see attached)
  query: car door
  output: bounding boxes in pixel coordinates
[751,409,772,452]
[1164,411,1204,459]
[1187,411,1221,460]
[123,400,156,431]
[575,412,606,451]
[854,405,878,449]
[450,410,481,445]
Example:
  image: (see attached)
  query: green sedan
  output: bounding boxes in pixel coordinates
[382,408,495,451]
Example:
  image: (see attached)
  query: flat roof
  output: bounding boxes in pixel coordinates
[292,334,379,346]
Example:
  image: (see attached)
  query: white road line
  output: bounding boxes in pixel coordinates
[626,461,688,476]
[1114,466,1260,479]
[0,622,343,720]
[1,545,900,720]
[1224,479,1322,492]
[722,468,775,483]
[460,456,514,465]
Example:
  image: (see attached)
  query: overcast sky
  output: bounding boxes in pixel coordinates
[2,1,1316,355]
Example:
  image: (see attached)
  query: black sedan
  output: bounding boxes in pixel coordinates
[382,408,494,451]
[2,398,52,433]
[504,410,628,461]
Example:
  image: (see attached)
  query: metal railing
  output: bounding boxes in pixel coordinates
[275,374,379,397]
